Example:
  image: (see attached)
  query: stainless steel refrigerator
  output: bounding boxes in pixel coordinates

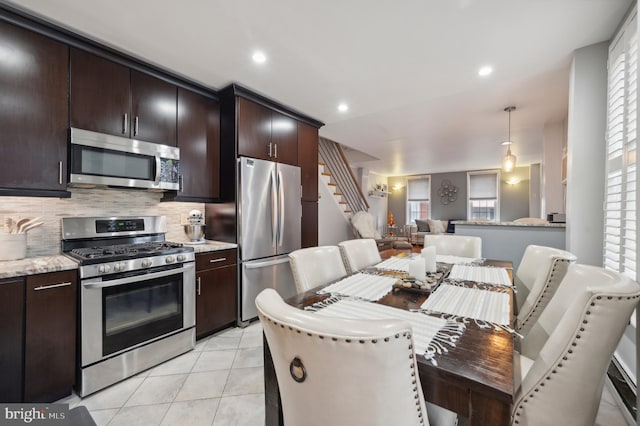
[237,156,300,324]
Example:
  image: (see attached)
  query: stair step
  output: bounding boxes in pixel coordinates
[344,210,353,214]
[321,172,331,177]
[318,162,326,166]
[338,201,347,204]
[328,183,336,187]
[334,192,344,196]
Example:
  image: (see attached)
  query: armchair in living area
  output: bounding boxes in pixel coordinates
[349,211,412,250]
[409,218,457,246]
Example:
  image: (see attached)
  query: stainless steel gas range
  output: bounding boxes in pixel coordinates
[62,216,195,397]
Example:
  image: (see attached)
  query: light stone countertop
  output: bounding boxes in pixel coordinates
[0,255,79,280]
[453,220,566,228]
[0,240,237,280]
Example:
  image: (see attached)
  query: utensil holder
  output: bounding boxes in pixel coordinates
[0,233,27,261]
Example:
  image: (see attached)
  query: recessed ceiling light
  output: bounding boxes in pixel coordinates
[252,51,266,64]
[337,103,349,112]
[478,66,493,77]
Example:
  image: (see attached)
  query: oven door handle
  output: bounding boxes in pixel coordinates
[82,263,195,289]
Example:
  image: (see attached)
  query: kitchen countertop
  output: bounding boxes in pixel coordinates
[0,240,237,280]
[0,255,79,280]
[453,220,566,228]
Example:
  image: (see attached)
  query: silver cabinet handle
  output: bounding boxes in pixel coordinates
[209,258,227,263]
[274,143,278,158]
[34,281,72,291]
[268,142,272,158]
[197,276,201,296]
[179,175,184,192]
[58,161,63,185]
[134,116,139,136]
[154,156,161,184]
[123,113,128,134]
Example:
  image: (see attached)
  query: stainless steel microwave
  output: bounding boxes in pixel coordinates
[69,128,180,191]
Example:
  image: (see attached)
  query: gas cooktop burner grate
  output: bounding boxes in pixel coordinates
[70,241,190,262]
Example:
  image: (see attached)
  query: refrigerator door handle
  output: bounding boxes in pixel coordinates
[244,257,291,269]
[270,168,278,247]
[278,169,285,246]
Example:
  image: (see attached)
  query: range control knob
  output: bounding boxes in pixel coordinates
[113,263,125,272]
[165,256,175,264]
[141,259,152,268]
[177,254,186,262]
[98,264,111,274]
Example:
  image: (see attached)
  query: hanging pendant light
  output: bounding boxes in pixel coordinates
[502,106,517,172]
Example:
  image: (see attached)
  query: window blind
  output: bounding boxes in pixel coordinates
[469,172,498,199]
[604,11,638,282]
[407,176,430,200]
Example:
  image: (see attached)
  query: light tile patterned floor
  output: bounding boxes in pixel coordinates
[58,320,631,426]
[57,322,265,426]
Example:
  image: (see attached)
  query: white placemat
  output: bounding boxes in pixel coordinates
[374,256,411,272]
[316,273,396,301]
[312,299,463,362]
[448,264,511,286]
[420,284,510,325]
[436,255,481,265]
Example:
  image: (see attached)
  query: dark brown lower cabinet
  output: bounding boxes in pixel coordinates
[196,249,238,339]
[24,270,77,402]
[0,278,25,402]
[301,201,318,248]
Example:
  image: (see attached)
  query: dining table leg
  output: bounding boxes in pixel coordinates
[469,391,511,426]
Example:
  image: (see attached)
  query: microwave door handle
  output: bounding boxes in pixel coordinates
[154,155,161,184]
[82,264,194,289]
[271,168,278,247]
[278,169,285,246]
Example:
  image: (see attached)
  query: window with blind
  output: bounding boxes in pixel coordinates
[407,176,430,224]
[604,8,638,391]
[467,171,500,221]
[604,10,637,282]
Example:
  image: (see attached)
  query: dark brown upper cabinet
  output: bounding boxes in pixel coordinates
[297,122,319,202]
[163,88,220,202]
[237,98,298,165]
[70,48,177,146]
[0,20,70,196]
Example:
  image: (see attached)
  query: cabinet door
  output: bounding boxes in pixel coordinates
[0,278,24,402]
[237,98,272,161]
[298,122,319,201]
[196,264,238,338]
[70,48,131,137]
[24,271,77,402]
[0,22,68,192]
[271,111,298,165]
[131,70,177,146]
[301,201,318,248]
[175,88,220,199]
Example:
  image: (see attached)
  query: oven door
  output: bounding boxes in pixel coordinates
[80,263,195,366]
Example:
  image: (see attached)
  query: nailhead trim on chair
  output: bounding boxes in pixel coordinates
[258,314,426,424]
[518,259,572,331]
[512,294,640,424]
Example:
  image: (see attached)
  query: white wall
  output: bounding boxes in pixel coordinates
[542,122,565,215]
[365,170,389,234]
[566,42,608,266]
[317,173,353,245]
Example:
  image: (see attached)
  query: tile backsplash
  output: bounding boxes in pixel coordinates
[0,188,205,257]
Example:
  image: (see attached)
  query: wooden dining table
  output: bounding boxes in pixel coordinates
[263,251,515,426]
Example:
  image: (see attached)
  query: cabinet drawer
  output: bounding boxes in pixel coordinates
[196,249,237,271]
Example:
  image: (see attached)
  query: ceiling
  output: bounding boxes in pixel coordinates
[2,0,632,176]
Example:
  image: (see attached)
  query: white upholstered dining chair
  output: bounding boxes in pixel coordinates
[513,264,640,425]
[423,235,481,258]
[338,238,382,274]
[514,245,577,335]
[288,246,347,294]
[256,288,458,426]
